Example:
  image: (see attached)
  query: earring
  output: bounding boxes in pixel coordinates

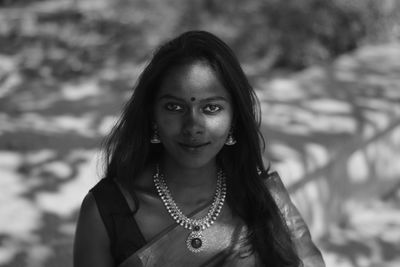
[150,125,161,144]
[225,131,236,146]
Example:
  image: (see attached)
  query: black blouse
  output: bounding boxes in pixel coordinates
[90,178,146,265]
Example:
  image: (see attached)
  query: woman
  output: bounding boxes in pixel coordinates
[73,31,325,266]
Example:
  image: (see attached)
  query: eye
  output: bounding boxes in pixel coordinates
[203,104,222,114]
[164,103,183,112]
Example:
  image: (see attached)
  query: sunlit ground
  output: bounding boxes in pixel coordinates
[0,3,400,265]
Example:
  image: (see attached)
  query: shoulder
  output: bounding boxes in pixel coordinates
[260,171,284,190]
[90,177,116,196]
[79,192,98,215]
[74,192,115,267]
[260,171,292,206]
[89,178,124,214]
[75,192,107,239]
[90,177,129,209]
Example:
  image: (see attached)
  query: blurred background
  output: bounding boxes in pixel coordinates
[0,0,399,266]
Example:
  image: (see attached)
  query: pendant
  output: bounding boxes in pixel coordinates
[186,229,205,253]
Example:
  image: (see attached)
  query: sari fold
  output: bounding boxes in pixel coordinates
[265,172,325,266]
[118,202,246,267]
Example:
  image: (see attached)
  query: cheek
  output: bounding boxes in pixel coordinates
[154,105,180,137]
[157,117,181,136]
[207,116,232,138]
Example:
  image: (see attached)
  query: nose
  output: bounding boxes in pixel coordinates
[182,109,204,137]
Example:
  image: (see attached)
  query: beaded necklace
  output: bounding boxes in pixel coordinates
[153,165,227,252]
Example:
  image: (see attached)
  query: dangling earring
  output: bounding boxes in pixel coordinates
[225,131,236,146]
[150,124,161,144]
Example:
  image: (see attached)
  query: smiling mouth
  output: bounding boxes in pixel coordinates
[179,142,210,150]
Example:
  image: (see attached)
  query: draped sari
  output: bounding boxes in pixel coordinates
[109,172,325,267]
[118,199,247,266]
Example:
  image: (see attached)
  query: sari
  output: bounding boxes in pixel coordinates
[115,172,325,267]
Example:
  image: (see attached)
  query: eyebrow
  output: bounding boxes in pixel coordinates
[158,94,229,102]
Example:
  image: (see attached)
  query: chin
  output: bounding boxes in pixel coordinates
[162,143,223,169]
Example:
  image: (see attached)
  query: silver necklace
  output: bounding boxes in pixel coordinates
[153,165,227,253]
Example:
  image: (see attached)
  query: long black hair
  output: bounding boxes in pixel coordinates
[103,31,301,266]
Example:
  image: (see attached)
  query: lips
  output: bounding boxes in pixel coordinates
[178,141,210,150]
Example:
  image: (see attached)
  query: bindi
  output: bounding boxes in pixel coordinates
[190,97,196,102]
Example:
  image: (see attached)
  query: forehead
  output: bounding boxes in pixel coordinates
[157,61,230,100]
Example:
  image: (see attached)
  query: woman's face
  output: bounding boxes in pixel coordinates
[153,60,233,169]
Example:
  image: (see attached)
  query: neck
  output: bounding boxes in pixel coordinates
[161,157,218,187]
[158,156,218,203]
